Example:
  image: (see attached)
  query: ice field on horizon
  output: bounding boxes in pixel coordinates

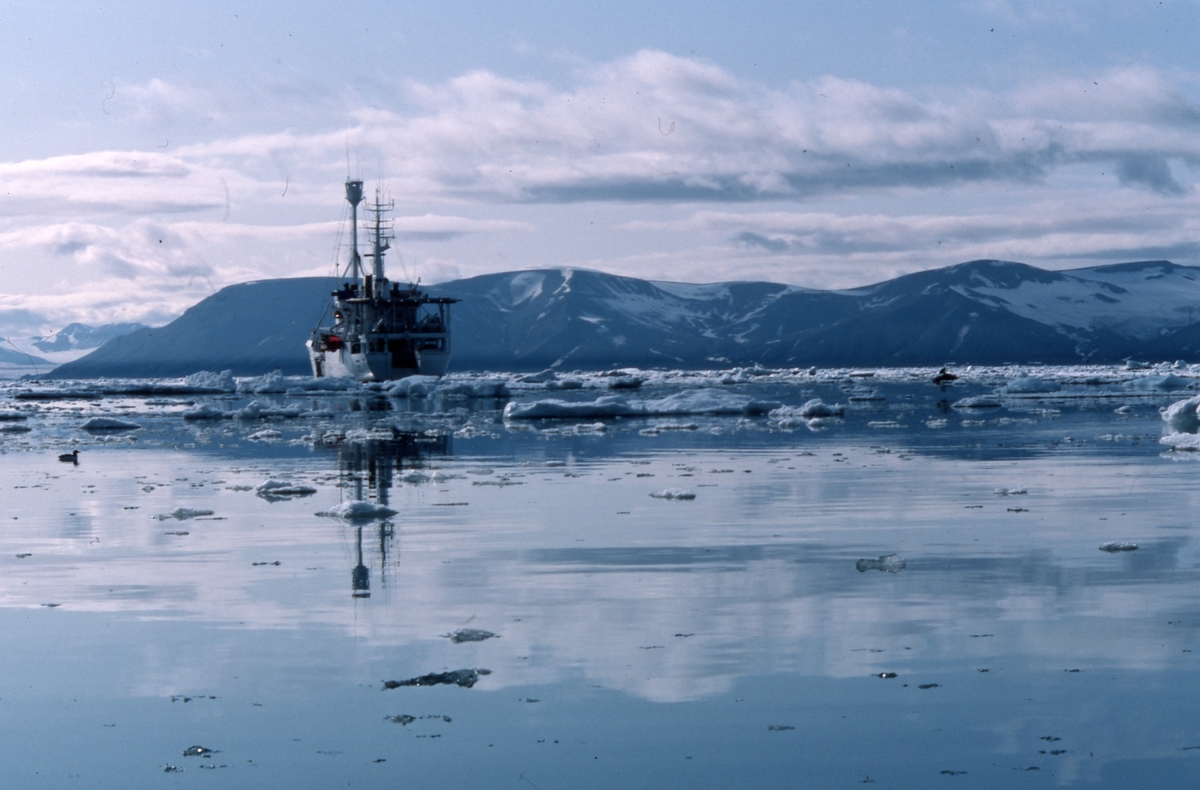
[3,363,1200,787]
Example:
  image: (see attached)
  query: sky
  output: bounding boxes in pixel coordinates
[3,0,1200,339]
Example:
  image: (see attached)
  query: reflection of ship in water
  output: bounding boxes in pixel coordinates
[335,430,452,599]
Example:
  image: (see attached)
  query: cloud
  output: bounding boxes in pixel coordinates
[5,52,1200,332]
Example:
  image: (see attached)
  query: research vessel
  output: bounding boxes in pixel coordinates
[308,180,458,381]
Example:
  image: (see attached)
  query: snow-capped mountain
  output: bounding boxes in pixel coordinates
[46,260,1200,378]
[31,322,149,355]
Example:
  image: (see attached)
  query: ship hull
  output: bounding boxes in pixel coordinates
[307,334,451,382]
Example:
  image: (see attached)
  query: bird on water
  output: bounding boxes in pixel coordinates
[58,450,79,464]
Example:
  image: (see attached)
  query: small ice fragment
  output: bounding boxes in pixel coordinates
[1002,377,1060,394]
[466,467,494,476]
[153,508,215,521]
[382,669,490,689]
[182,404,230,420]
[918,683,940,690]
[856,554,906,573]
[767,725,795,731]
[1099,541,1138,553]
[182,746,214,757]
[255,480,317,498]
[444,629,496,643]
[994,487,1028,496]
[797,399,845,418]
[246,429,283,442]
[400,471,432,484]
[649,488,696,500]
[317,501,398,520]
[953,396,1002,409]
[80,417,142,431]
[877,672,898,679]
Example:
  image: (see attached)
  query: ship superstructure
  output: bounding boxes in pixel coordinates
[308,180,458,381]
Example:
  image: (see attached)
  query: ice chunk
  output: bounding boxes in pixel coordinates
[1002,377,1061,394]
[994,487,1028,496]
[382,668,491,689]
[154,508,215,521]
[518,369,558,383]
[183,370,236,392]
[444,629,496,643]
[80,417,142,431]
[1161,433,1200,451]
[504,389,776,420]
[1099,541,1138,552]
[795,399,846,418]
[237,370,287,394]
[246,429,283,442]
[649,488,696,500]
[545,379,583,390]
[233,400,303,420]
[505,395,637,420]
[1126,374,1192,392]
[255,480,317,498]
[856,554,906,573]
[182,404,230,420]
[317,500,398,520]
[383,376,441,398]
[1162,395,1200,433]
[434,379,511,399]
[953,396,1002,409]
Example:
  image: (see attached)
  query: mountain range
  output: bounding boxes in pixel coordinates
[45,259,1200,378]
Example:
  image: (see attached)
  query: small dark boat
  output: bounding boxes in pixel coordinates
[932,367,958,385]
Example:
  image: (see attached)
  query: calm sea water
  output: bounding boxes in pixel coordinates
[1,372,1198,788]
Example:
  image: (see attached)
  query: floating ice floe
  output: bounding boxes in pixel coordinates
[1099,541,1138,552]
[1125,374,1193,392]
[649,488,696,500]
[182,404,229,420]
[384,376,510,400]
[246,429,283,442]
[233,400,303,420]
[237,370,288,394]
[856,554,906,573]
[255,480,317,499]
[382,668,490,689]
[953,396,1002,409]
[1002,377,1061,394]
[317,500,398,520]
[1160,433,1200,451]
[769,399,846,428]
[154,508,215,521]
[81,417,142,431]
[504,389,778,421]
[994,487,1028,496]
[517,369,558,384]
[183,370,237,392]
[444,629,496,643]
[1162,395,1200,433]
[14,389,100,400]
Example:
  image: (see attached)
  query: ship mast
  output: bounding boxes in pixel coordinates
[366,188,394,299]
[345,179,364,287]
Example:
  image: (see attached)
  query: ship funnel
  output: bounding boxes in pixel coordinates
[345,180,364,206]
